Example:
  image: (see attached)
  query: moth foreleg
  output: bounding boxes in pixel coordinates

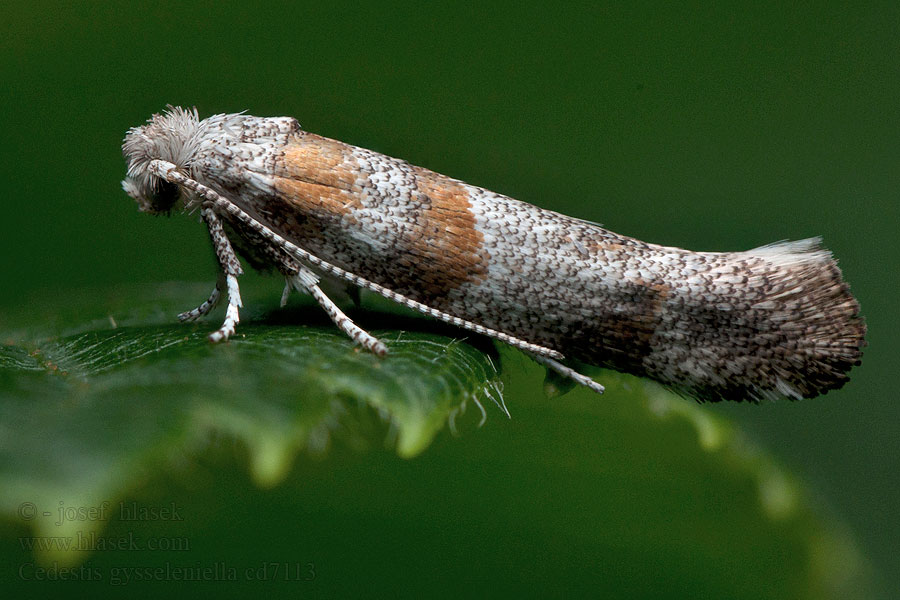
[200,207,243,343]
[178,278,222,322]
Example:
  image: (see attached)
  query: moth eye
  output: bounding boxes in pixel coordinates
[148,179,180,213]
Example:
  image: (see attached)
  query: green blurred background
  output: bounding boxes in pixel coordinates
[2,0,897,593]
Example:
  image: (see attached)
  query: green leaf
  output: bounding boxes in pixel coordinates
[0,283,876,598]
[0,283,500,565]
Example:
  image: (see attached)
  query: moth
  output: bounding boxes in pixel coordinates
[122,107,865,401]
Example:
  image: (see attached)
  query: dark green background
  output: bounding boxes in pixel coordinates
[3,1,897,594]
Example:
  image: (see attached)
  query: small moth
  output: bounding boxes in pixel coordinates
[122,107,865,402]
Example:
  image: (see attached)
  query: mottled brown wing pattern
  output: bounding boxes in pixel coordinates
[122,107,865,401]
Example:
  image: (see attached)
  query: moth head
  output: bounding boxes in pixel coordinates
[121,106,203,214]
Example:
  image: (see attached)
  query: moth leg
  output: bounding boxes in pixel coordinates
[286,265,388,356]
[178,276,222,322]
[528,353,605,394]
[280,279,293,307]
[200,207,243,343]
